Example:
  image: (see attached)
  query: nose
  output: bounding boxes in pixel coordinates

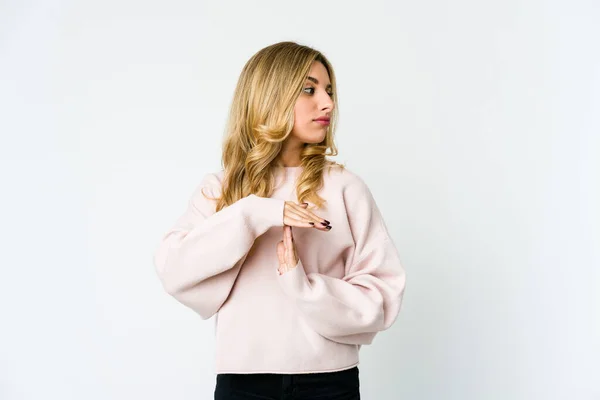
[318,92,334,113]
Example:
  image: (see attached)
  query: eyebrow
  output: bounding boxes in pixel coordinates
[306,76,332,89]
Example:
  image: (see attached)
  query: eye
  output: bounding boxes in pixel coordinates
[302,86,334,97]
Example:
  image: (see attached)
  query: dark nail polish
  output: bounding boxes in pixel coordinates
[320,222,328,226]
[324,220,330,225]
[326,225,332,230]
[309,222,315,226]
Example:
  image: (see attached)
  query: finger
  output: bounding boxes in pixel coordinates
[285,206,314,222]
[287,226,294,250]
[284,209,329,230]
[282,226,289,253]
[282,227,288,251]
[285,202,323,226]
[287,203,329,226]
[285,226,292,249]
[286,227,295,266]
[286,202,314,217]
[276,241,286,264]
[290,227,299,260]
[284,244,290,267]
[283,215,318,228]
[287,202,315,217]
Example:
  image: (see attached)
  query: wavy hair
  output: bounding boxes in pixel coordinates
[211,41,344,212]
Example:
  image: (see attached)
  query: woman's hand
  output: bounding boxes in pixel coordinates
[283,202,332,231]
[277,225,298,275]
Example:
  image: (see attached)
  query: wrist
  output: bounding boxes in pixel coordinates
[279,259,299,275]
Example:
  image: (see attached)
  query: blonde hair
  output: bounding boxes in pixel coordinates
[212,41,344,212]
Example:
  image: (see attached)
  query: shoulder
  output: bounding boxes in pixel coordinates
[326,165,389,239]
[199,169,225,189]
[189,169,225,203]
[323,164,381,221]
[322,163,372,196]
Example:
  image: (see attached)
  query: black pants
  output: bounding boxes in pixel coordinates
[214,366,360,400]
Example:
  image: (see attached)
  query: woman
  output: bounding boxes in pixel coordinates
[153,41,407,400]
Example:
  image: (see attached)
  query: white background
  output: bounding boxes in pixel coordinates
[1,0,598,399]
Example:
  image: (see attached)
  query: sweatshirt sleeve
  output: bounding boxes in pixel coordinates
[276,177,406,345]
[153,173,285,319]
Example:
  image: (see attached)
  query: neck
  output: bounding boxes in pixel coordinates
[275,137,304,167]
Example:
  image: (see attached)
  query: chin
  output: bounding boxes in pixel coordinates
[289,127,328,144]
[299,132,327,144]
[304,138,326,144]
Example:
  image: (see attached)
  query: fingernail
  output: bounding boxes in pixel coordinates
[320,222,329,226]
[324,220,330,225]
[309,222,314,226]
[302,202,308,206]
[326,225,332,230]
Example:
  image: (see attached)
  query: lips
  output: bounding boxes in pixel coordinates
[314,116,330,127]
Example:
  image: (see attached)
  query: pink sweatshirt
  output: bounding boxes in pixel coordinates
[153,165,406,374]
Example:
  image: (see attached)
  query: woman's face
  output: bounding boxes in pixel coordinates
[290,61,335,144]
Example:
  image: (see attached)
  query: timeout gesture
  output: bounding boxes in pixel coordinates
[277,202,331,275]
